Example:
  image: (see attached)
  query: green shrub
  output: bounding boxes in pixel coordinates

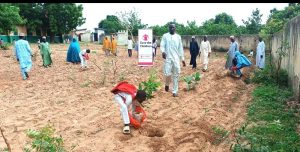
[138,70,161,99]
[24,124,66,152]
[0,43,11,50]
[183,72,201,91]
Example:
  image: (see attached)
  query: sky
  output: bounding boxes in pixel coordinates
[77,3,289,31]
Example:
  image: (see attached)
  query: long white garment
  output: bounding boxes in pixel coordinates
[200,40,211,70]
[114,92,134,125]
[79,49,88,68]
[256,41,265,68]
[127,40,133,49]
[160,33,184,94]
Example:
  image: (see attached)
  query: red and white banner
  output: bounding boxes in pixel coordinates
[138,29,153,66]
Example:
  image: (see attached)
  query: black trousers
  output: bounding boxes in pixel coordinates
[128,49,132,57]
[190,52,199,68]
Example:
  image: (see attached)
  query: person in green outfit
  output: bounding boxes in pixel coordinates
[39,36,52,67]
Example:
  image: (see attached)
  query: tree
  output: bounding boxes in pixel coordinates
[98,15,124,34]
[117,8,147,41]
[185,20,203,35]
[0,3,24,35]
[214,13,236,25]
[260,3,300,38]
[44,3,86,42]
[13,3,44,35]
[151,25,168,36]
[201,13,238,35]
[242,8,263,34]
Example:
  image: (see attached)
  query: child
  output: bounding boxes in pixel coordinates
[79,49,90,69]
[111,81,147,134]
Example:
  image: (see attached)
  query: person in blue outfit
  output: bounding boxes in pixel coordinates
[14,33,33,80]
[231,50,252,78]
[66,38,81,64]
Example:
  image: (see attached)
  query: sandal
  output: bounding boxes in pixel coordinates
[123,126,130,134]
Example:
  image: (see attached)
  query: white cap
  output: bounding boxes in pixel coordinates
[42,36,46,39]
[192,36,195,38]
[19,33,25,36]
[230,35,234,39]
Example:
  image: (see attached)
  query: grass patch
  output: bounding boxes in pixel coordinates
[232,55,300,151]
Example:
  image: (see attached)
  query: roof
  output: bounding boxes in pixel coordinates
[94,28,105,30]
[75,28,87,31]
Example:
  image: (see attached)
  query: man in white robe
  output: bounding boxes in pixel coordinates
[160,23,186,97]
[256,37,265,69]
[199,35,211,72]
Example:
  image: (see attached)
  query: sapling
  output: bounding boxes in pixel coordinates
[183,72,201,91]
[138,70,161,99]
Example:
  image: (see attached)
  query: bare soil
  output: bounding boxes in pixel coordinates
[0,43,255,152]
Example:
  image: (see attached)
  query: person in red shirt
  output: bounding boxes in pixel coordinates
[111,81,147,134]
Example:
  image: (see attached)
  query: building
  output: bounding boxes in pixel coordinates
[94,28,105,43]
[75,28,92,42]
[116,30,128,45]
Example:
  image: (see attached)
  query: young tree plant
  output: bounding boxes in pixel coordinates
[138,70,161,99]
[24,124,65,152]
[275,40,289,85]
[183,72,201,91]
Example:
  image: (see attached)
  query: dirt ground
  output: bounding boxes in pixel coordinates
[0,43,255,152]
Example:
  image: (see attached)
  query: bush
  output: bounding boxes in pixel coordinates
[24,124,66,152]
[183,72,201,91]
[250,56,289,87]
[138,70,161,99]
[0,43,11,50]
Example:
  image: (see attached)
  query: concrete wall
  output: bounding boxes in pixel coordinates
[117,30,128,46]
[80,33,91,42]
[133,34,270,52]
[271,15,300,100]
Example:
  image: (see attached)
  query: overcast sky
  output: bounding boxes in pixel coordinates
[77,3,288,31]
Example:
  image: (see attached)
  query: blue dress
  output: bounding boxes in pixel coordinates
[66,38,81,63]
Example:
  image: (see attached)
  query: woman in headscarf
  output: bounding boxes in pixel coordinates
[66,38,81,64]
[39,36,52,67]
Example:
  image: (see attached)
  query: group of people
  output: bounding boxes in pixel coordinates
[13,33,91,80]
[102,36,118,56]
[12,23,266,134]
[188,33,265,78]
[66,38,91,69]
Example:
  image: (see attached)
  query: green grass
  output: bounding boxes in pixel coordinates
[232,55,300,151]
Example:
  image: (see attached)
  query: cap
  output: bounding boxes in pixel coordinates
[19,33,25,36]
[230,35,234,39]
[192,36,195,39]
[42,36,46,39]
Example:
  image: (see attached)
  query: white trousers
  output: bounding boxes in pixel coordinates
[79,53,88,68]
[114,93,132,125]
[201,52,209,70]
[163,59,180,94]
